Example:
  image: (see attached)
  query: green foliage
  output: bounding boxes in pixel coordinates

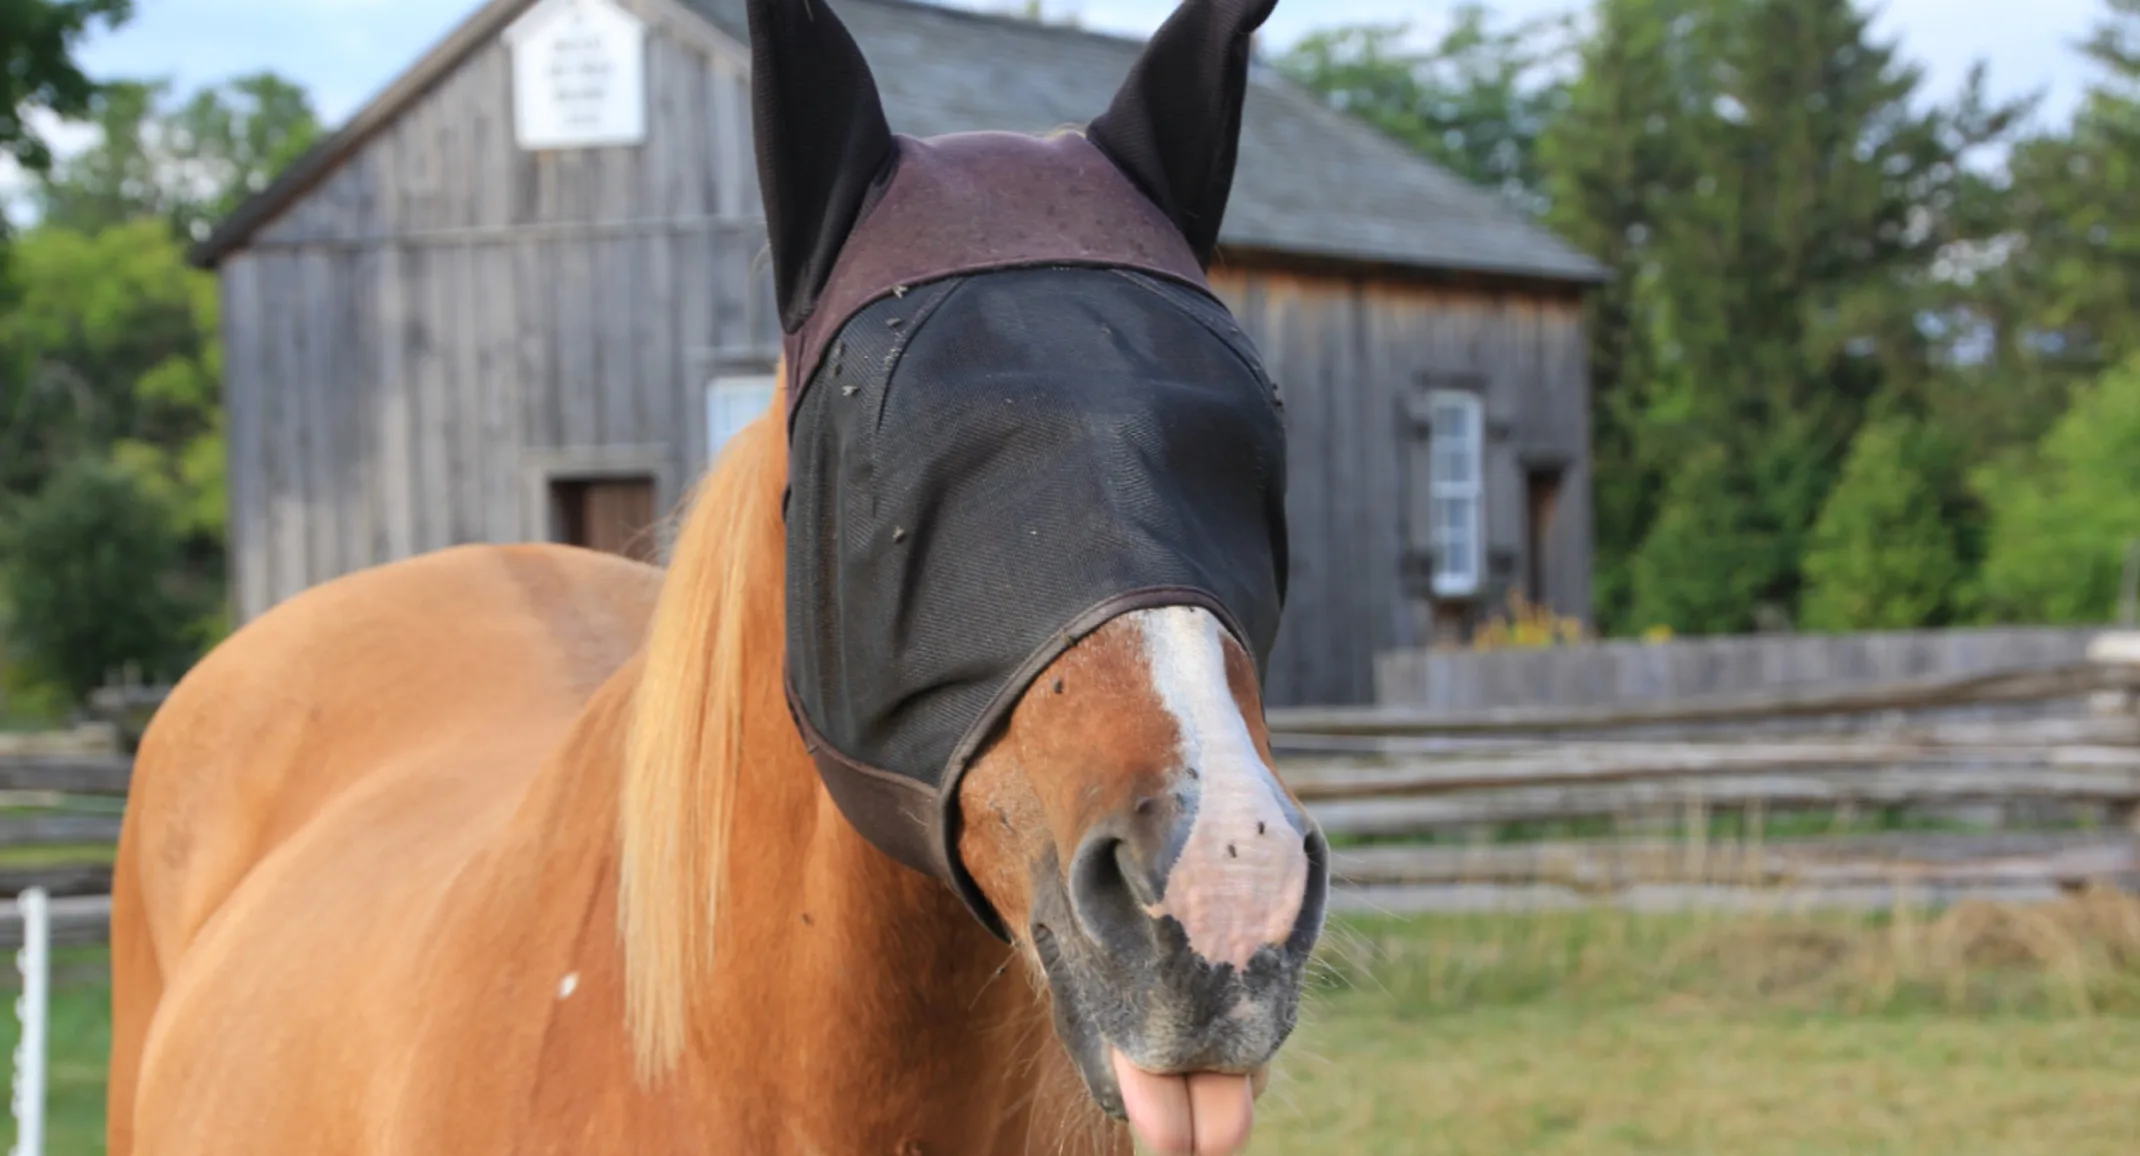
[1529,0,2028,636]
[0,453,206,701]
[34,71,322,239]
[1626,444,1782,635]
[1798,416,1969,631]
[0,217,222,513]
[23,78,166,234]
[0,0,134,175]
[0,66,281,706]
[1985,2,2140,377]
[1975,353,2140,623]
[0,219,228,704]
[1535,0,1698,631]
[1276,5,1573,213]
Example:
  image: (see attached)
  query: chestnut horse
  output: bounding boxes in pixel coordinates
[107,1,1327,1154]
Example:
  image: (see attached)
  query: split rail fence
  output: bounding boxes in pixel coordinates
[0,727,129,950]
[1,635,2137,942]
[1275,632,2140,915]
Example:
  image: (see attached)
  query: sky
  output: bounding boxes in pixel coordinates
[5,0,2116,200]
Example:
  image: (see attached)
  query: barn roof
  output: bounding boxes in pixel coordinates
[192,0,1607,285]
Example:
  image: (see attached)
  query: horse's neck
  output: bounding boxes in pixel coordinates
[673,647,1095,1151]
[493,625,1091,1152]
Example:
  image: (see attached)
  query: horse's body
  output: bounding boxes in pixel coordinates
[115,4,1324,1152]
[112,417,1093,1155]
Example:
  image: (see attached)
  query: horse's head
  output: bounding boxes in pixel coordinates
[748,1,1326,1150]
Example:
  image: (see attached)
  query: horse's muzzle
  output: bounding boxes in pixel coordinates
[1028,784,1329,1155]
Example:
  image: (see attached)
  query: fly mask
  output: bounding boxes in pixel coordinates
[749,0,1289,940]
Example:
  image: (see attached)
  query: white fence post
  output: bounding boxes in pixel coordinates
[2121,538,2140,630]
[11,888,47,1156]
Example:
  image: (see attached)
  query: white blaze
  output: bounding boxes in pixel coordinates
[1135,607,1308,968]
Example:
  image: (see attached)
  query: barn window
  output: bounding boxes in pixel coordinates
[706,374,778,462]
[1427,390,1484,598]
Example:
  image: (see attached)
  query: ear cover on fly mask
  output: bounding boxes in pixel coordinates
[746,0,1289,942]
[745,0,896,331]
[1087,0,1281,268]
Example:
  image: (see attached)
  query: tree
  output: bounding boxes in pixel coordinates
[1950,0,2140,448]
[0,216,226,676]
[162,73,322,239]
[0,0,134,176]
[0,217,220,501]
[1536,0,1705,632]
[1975,352,2140,624]
[0,453,202,701]
[1798,416,1968,631]
[1625,443,1783,635]
[0,70,304,706]
[26,77,166,233]
[34,71,322,238]
[1277,5,1574,213]
[1541,0,2025,636]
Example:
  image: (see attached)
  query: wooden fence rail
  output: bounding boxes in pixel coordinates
[1374,625,2108,717]
[0,756,133,797]
[0,633,2129,941]
[1288,633,2140,910]
[1272,658,2140,739]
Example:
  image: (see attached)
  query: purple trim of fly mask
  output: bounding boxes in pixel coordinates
[780,130,1216,422]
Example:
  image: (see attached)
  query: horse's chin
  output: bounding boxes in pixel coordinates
[1030,921,1292,1156]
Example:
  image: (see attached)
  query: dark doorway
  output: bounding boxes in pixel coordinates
[551,475,659,564]
[1525,466,1564,606]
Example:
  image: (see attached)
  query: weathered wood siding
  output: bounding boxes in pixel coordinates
[1210,268,1592,707]
[219,3,777,621]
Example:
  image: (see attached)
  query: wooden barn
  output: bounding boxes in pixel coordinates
[190,0,1607,707]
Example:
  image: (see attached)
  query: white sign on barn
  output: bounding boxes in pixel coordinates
[505,0,649,151]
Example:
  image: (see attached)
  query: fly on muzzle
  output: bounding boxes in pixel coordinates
[747,0,1289,940]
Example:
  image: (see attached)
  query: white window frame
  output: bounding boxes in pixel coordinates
[705,373,778,464]
[1427,390,1485,598]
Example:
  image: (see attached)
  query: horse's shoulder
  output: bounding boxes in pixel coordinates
[122,542,659,972]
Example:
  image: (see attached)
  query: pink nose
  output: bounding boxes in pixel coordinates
[1066,785,1327,969]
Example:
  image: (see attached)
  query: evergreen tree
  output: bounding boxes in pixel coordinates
[1963,0,2140,451]
[1976,352,2140,624]
[1543,0,2023,635]
[1799,416,1968,630]
[1538,0,1706,632]
[1626,443,1781,634]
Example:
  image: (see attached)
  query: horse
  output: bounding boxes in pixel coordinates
[106,1,1328,1153]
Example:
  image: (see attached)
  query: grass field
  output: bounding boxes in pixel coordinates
[6,894,2140,1155]
[1254,895,2140,1154]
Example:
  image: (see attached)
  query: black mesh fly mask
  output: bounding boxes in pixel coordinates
[748,0,1290,940]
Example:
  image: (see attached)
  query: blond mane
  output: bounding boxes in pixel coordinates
[617,383,789,1080]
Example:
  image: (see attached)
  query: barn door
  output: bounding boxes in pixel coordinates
[551,476,659,563]
[1525,465,1564,607]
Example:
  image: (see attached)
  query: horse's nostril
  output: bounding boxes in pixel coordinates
[1114,842,1162,907]
[1068,832,1158,955]
[1288,824,1333,954]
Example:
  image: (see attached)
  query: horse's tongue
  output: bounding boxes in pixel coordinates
[1109,1049,1255,1156]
